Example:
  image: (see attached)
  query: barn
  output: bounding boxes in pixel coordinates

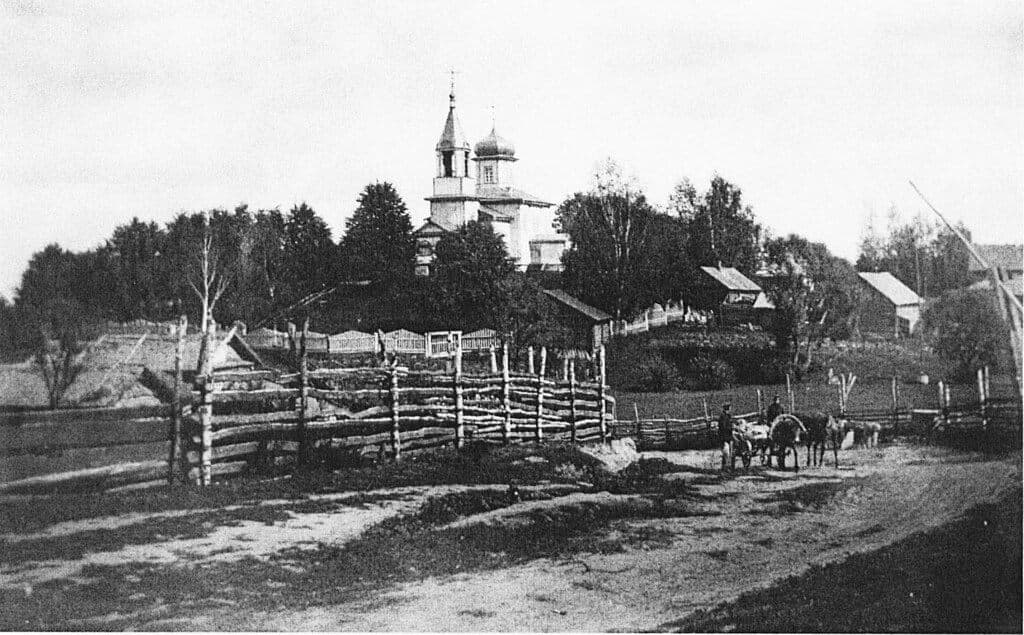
[855,272,923,339]
[540,290,613,354]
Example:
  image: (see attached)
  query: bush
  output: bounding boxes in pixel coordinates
[634,355,683,392]
[922,289,1005,380]
[685,353,737,390]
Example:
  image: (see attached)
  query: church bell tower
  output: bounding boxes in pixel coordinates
[425,81,479,230]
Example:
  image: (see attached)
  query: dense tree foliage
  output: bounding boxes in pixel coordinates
[669,175,762,275]
[339,182,416,286]
[857,208,972,298]
[922,289,1005,380]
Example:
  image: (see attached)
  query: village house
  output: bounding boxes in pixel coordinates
[855,271,923,339]
[695,265,775,328]
[967,243,1023,303]
[413,86,568,275]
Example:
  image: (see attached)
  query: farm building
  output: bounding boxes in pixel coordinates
[855,272,923,339]
[968,243,1022,282]
[540,289,613,354]
[695,265,775,328]
[0,329,258,409]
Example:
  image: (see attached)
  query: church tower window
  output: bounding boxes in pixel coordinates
[482,165,495,184]
[442,151,454,177]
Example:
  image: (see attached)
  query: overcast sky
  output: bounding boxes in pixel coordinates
[2,0,1021,297]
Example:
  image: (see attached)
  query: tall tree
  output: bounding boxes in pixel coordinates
[283,202,336,304]
[105,218,168,321]
[339,182,416,285]
[671,174,762,275]
[558,161,656,319]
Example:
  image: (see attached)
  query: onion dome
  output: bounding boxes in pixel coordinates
[474,126,516,158]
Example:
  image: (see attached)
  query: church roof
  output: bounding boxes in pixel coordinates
[474,126,516,158]
[477,185,552,207]
[413,219,449,236]
[436,93,470,151]
[479,206,514,222]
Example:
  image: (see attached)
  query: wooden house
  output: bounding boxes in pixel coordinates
[855,272,923,339]
[696,265,774,327]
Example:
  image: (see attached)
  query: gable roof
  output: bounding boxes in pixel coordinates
[858,272,922,306]
[413,219,449,236]
[969,244,1023,273]
[699,266,762,292]
[542,289,612,322]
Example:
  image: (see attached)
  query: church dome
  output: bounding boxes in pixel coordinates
[474,126,516,158]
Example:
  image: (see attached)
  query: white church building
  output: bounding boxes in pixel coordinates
[413,87,567,276]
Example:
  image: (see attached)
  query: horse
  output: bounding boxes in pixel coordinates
[768,414,806,472]
[849,420,881,449]
[804,413,847,468]
[733,418,772,468]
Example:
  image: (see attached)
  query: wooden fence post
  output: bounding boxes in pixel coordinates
[502,343,512,444]
[944,382,952,424]
[977,368,988,430]
[890,375,899,436]
[455,340,465,449]
[633,403,641,447]
[786,373,794,413]
[528,346,535,375]
[297,318,310,466]
[535,347,546,443]
[568,359,578,444]
[598,345,608,443]
[389,364,401,460]
[703,397,711,443]
[562,357,569,382]
[937,380,947,428]
[755,388,764,420]
[198,318,214,486]
[489,345,498,374]
[167,314,187,485]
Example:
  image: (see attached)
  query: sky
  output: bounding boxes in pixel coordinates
[2,0,1022,298]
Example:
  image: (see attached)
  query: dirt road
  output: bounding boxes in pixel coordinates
[1,441,1018,631]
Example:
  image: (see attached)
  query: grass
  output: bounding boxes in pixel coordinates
[0,442,603,534]
[659,486,1023,633]
[0,458,708,630]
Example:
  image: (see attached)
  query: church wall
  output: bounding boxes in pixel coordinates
[430,199,479,231]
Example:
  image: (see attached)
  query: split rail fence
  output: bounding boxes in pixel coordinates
[179,342,614,485]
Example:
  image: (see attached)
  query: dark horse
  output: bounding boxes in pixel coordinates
[804,412,847,468]
[768,414,806,472]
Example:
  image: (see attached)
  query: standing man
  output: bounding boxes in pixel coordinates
[766,395,784,425]
[718,403,734,471]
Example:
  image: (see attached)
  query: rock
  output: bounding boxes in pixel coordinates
[578,438,638,474]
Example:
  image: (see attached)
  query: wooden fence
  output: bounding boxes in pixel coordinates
[0,404,176,495]
[180,342,613,485]
[245,327,502,357]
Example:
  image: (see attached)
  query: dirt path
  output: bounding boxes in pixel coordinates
[207,444,1019,632]
[2,443,1018,631]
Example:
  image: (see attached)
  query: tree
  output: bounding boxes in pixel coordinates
[558,161,656,319]
[105,218,168,321]
[13,244,100,407]
[922,289,1005,380]
[641,213,692,306]
[283,202,337,305]
[339,182,416,285]
[431,221,517,332]
[671,174,762,275]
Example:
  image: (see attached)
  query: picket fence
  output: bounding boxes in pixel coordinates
[245,327,501,357]
[612,301,712,337]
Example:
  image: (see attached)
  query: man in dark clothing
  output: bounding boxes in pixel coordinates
[718,403,734,470]
[766,395,784,425]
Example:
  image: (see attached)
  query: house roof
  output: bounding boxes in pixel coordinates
[858,272,922,306]
[752,292,776,310]
[969,244,1023,273]
[0,332,253,408]
[542,289,612,322]
[699,266,762,292]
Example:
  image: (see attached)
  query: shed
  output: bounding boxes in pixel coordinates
[856,272,923,339]
[540,290,613,353]
[696,266,771,327]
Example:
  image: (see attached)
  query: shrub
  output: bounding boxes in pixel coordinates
[685,353,737,390]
